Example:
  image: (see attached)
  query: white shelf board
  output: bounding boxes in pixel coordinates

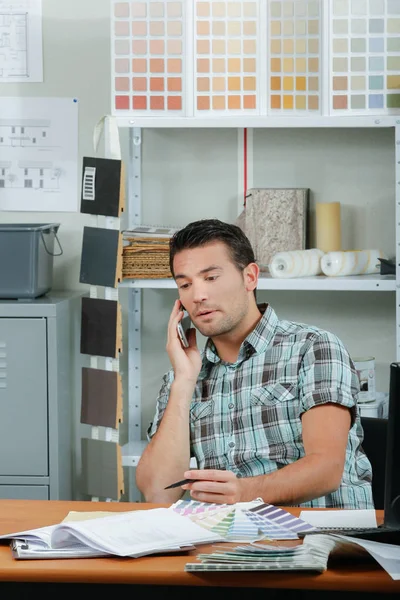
[122,440,147,467]
[116,115,399,129]
[119,274,395,292]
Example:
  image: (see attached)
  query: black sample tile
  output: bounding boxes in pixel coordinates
[80,156,125,218]
[80,297,122,358]
[79,226,122,288]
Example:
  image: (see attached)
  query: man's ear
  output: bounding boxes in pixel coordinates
[244,262,259,291]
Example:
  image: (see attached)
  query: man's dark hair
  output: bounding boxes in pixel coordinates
[169,219,256,277]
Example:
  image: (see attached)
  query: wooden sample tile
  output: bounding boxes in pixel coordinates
[80,156,125,218]
[81,367,123,428]
[80,297,122,358]
[79,226,123,288]
[81,438,124,500]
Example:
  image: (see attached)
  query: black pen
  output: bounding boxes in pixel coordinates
[164,478,199,490]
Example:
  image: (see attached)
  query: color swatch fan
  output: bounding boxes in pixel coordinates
[170,500,318,541]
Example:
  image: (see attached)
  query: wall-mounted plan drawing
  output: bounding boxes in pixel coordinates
[0,96,78,211]
[0,0,42,82]
[0,12,28,78]
[0,119,51,147]
[0,161,61,190]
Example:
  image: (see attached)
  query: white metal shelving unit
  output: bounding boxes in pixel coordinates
[120,116,400,501]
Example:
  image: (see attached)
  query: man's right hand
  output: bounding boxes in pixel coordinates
[166,299,202,384]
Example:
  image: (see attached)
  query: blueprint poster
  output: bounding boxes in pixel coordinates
[0,0,43,82]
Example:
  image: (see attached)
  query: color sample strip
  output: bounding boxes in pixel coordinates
[331,0,400,113]
[171,499,230,516]
[195,0,258,113]
[243,510,300,539]
[248,503,318,534]
[269,0,321,112]
[113,0,185,114]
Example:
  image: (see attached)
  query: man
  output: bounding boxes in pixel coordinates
[136,219,373,508]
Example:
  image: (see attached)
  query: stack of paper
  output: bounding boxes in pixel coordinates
[0,507,223,560]
[185,532,400,580]
[185,534,342,573]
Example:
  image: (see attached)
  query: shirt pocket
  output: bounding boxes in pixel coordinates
[249,383,299,450]
[190,400,214,422]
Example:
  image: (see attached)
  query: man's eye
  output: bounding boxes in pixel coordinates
[206,276,217,281]
[179,283,190,289]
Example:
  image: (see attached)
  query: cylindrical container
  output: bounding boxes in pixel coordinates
[315,202,342,253]
[353,356,376,403]
[321,249,386,277]
[269,248,324,278]
[358,400,380,417]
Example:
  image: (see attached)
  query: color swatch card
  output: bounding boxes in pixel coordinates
[269,0,321,113]
[330,0,400,114]
[195,0,259,114]
[111,0,400,118]
[185,534,339,572]
[170,499,317,541]
[113,0,186,114]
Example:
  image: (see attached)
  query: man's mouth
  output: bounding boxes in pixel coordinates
[196,310,215,318]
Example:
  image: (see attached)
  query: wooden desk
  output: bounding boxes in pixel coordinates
[0,499,398,595]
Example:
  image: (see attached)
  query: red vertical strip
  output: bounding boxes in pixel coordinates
[243,127,248,206]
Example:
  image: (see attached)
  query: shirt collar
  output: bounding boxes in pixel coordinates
[203,303,279,366]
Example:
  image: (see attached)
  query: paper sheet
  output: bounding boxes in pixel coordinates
[336,535,400,580]
[0,97,78,211]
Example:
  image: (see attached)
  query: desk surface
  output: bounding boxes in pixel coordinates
[0,499,398,592]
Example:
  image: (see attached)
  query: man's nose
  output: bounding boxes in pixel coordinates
[191,281,208,304]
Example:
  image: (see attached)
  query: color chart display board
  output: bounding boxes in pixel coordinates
[111,0,400,119]
[330,0,400,113]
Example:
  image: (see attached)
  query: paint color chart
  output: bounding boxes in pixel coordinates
[171,500,318,541]
[195,0,259,114]
[111,0,400,118]
[330,0,400,113]
[269,0,321,112]
[113,0,185,114]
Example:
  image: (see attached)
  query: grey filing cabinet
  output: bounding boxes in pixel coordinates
[0,292,81,500]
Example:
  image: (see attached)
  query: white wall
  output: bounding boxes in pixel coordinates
[137,127,396,433]
[1,0,396,496]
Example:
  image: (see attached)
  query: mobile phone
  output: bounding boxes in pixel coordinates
[177,312,191,348]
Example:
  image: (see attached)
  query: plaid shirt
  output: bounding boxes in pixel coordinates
[149,304,374,509]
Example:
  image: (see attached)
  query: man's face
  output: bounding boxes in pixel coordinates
[173,241,251,339]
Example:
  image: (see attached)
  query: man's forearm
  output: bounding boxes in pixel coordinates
[136,379,194,502]
[239,454,344,506]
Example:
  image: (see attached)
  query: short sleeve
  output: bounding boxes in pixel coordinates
[146,370,174,440]
[298,331,360,421]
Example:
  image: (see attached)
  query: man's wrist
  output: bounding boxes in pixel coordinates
[171,377,197,396]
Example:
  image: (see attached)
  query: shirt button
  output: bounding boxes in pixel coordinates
[229,442,235,448]
[228,403,234,409]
